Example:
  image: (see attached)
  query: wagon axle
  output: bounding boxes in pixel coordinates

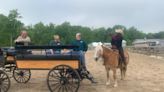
[60,77,68,85]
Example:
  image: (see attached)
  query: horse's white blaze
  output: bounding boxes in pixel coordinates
[94,45,103,59]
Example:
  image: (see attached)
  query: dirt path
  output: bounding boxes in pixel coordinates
[8,51,164,92]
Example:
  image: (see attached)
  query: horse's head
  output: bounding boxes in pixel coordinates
[94,45,103,61]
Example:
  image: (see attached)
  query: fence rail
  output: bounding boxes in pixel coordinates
[126,46,164,57]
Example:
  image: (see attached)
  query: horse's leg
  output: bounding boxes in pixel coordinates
[105,66,110,85]
[123,57,128,80]
[123,65,127,80]
[112,68,118,87]
[120,66,124,80]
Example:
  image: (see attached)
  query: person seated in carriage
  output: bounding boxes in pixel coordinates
[49,33,88,69]
[49,35,62,54]
[71,33,97,83]
[15,30,31,44]
[71,33,87,69]
[15,30,32,54]
[111,28,125,64]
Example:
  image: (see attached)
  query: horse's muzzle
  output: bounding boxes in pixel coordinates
[94,57,98,61]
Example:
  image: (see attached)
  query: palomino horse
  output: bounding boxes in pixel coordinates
[94,45,129,87]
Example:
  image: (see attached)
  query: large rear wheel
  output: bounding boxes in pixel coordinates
[0,70,10,92]
[47,65,80,92]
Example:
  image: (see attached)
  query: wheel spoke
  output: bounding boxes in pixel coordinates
[51,84,61,91]
[57,86,62,92]
[66,84,74,92]
[13,69,31,83]
[64,85,68,92]
[47,65,80,92]
[0,71,10,92]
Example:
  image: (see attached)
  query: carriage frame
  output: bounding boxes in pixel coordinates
[0,45,94,92]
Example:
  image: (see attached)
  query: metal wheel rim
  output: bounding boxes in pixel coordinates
[13,68,31,83]
[0,70,10,92]
[47,65,80,92]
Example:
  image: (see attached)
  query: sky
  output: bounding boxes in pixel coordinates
[0,0,164,33]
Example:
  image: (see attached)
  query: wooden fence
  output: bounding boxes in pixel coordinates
[126,46,164,57]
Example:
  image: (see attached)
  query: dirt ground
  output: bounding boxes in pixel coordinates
[8,50,164,92]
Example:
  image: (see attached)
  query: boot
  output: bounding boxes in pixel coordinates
[86,71,97,84]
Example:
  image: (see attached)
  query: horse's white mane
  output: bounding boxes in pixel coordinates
[95,45,103,51]
[94,45,103,57]
[95,44,112,52]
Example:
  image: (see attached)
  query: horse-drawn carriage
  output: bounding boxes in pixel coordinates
[0,45,95,92]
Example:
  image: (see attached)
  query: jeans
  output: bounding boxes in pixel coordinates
[69,51,86,68]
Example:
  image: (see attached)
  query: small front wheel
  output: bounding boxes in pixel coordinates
[13,68,31,83]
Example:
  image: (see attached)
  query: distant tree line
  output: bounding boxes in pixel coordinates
[0,9,164,47]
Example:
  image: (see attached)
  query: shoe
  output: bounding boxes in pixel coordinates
[90,78,98,84]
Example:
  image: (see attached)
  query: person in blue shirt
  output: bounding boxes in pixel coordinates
[72,33,88,68]
[49,35,62,54]
[72,33,97,83]
[72,33,88,52]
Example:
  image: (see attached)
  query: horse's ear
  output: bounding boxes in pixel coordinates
[98,42,103,46]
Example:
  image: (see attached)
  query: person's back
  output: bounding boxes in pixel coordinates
[111,29,125,63]
[111,33,123,49]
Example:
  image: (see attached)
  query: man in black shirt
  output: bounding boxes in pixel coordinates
[111,29,125,64]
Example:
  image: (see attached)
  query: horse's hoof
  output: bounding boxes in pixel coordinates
[106,82,110,86]
[113,84,118,87]
[121,78,125,80]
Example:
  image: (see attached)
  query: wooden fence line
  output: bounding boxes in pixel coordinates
[126,46,164,57]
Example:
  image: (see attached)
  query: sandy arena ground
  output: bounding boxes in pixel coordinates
[8,50,164,92]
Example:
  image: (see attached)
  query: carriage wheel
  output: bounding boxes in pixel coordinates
[47,65,80,92]
[0,70,10,92]
[0,56,5,68]
[13,68,31,83]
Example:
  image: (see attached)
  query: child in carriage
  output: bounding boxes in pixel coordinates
[49,35,62,54]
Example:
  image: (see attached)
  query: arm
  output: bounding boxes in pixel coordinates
[15,36,21,42]
[15,36,31,43]
[49,40,53,46]
[71,41,77,51]
[117,36,123,48]
[83,41,88,52]
[25,37,31,42]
